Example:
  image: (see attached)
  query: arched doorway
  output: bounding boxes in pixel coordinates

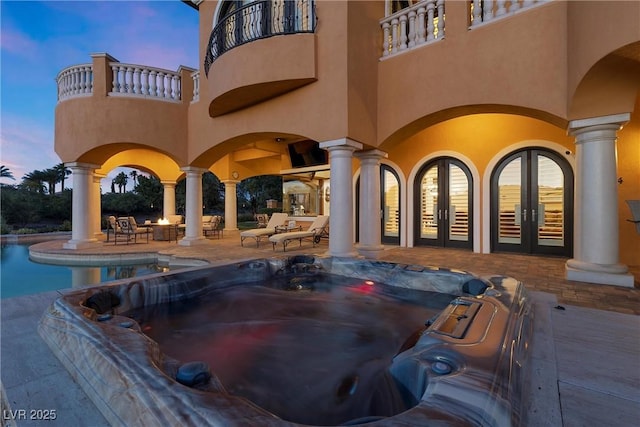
[490,148,573,256]
[414,157,473,249]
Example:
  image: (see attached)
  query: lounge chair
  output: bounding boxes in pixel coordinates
[255,213,269,228]
[269,215,329,251]
[240,212,289,247]
[115,217,152,244]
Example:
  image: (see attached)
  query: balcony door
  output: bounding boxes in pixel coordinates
[355,165,401,246]
[414,158,473,249]
[491,149,573,256]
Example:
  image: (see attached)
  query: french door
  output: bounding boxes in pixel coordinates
[414,158,473,249]
[355,165,401,246]
[381,166,400,245]
[491,149,573,256]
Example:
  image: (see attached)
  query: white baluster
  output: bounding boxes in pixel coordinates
[111,65,118,93]
[192,72,199,102]
[496,0,507,16]
[149,70,157,96]
[523,0,534,8]
[510,0,521,13]
[126,67,134,94]
[157,72,166,99]
[382,22,391,56]
[408,11,416,48]
[133,67,141,94]
[141,68,149,95]
[171,74,180,101]
[484,0,494,21]
[436,0,445,39]
[472,0,482,26]
[417,6,426,44]
[399,14,408,50]
[391,18,399,53]
[119,66,128,93]
[86,66,93,93]
[426,2,435,41]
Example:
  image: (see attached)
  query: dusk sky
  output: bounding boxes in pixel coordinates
[0,0,199,187]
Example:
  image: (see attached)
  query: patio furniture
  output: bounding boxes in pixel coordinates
[203,215,224,239]
[167,214,186,235]
[255,213,269,228]
[106,216,121,243]
[115,217,152,244]
[269,215,329,251]
[240,212,288,247]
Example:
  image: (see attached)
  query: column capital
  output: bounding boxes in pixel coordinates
[221,179,240,185]
[319,138,363,151]
[568,113,630,136]
[180,166,208,175]
[355,149,388,162]
[65,162,100,171]
[160,180,177,187]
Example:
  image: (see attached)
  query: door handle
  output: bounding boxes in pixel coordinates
[523,209,527,222]
[532,209,536,222]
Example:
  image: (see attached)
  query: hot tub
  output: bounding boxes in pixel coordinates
[38,255,532,426]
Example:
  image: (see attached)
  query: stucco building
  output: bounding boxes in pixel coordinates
[54,0,640,286]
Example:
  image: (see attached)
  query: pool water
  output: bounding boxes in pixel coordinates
[0,243,170,299]
[124,274,455,425]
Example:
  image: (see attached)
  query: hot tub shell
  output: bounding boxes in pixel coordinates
[38,255,532,426]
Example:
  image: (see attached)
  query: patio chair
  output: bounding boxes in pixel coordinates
[240,212,288,247]
[106,216,121,243]
[167,214,186,235]
[269,215,329,252]
[255,213,269,228]
[115,217,151,244]
[203,215,224,239]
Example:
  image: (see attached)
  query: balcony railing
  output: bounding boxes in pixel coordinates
[56,62,194,103]
[57,64,93,101]
[380,0,547,59]
[109,63,182,102]
[204,0,316,76]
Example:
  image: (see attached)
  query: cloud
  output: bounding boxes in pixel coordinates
[0,27,39,61]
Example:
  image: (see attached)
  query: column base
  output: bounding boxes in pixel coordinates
[565,260,634,287]
[357,244,385,259]
[178,236,210,247]
[63,239,101,250]
[223,227,238,231]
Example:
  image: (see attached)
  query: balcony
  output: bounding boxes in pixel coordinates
[204,0,317,76]
[380,0,547,59]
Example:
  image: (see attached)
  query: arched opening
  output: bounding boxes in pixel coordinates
[413,157,473,249]
[490,148,573,256]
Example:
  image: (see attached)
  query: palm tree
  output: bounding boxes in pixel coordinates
[54,163,71,191]
[0,165,15,180]
[129,170,139,187]
[41,168,60,194]
[21,170,47,193]
[113,171,129,193]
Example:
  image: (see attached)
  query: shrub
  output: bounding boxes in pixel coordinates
[15,228,38,235]
[59,220,72,231]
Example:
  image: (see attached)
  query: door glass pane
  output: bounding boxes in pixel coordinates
[420,167,439,239]
[537,155,564,246]
[498,158,521,244]
[449,164,469,242]
[383,170,399,238]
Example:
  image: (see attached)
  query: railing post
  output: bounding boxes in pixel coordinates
[90,53,117,97]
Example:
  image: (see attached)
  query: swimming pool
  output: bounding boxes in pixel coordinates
[39,255,533,426]
[0,243,171,298]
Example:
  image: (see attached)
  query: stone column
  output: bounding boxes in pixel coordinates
[566,113,633,287]
[355,150,387,259]
[64,162,101,249]
[93,172,106,238]
[222,180,239,231]
[179,167,208,246]
[319,138,363,257]
[161,181,176,218]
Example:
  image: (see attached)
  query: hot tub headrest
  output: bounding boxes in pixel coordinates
[85,291,121,314]
[462,279,489,296]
